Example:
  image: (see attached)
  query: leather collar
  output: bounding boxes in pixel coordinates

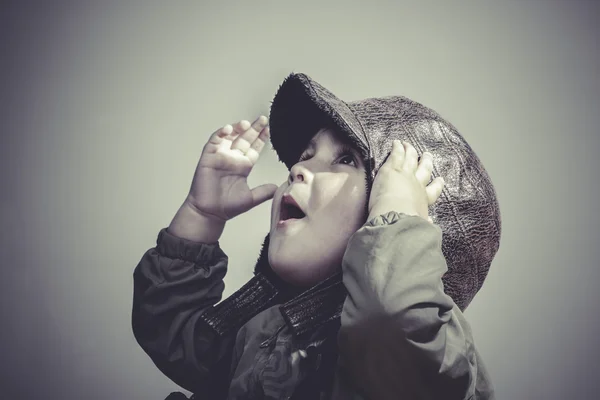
[199,233,347,338]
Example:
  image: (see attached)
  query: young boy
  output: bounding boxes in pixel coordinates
[132,73,500,399]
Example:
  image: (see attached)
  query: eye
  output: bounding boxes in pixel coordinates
[337,153,356,166]
[336,143,358,167]
[296,146,358,167]
[297,152,311,163]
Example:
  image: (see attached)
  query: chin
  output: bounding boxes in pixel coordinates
[269,254,337,288]
[271,263,312,287]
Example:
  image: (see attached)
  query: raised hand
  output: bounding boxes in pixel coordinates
[367,140,445,223]
[186,115,278,222]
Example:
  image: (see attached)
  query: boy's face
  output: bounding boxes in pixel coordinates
[268,127,368,287]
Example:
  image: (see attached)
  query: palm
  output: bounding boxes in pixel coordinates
[188,117,278,221]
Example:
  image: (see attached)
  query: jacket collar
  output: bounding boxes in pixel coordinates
[199,234,347,338]
[279,271,346,336]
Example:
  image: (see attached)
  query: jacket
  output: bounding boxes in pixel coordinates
[132,211,495,399]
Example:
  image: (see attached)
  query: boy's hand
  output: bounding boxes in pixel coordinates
[185,115,278,222]
[368,140,445,224]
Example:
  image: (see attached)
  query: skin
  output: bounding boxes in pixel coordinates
[367,139,445,223]
[179,115,445,289]
[268,127,369,287]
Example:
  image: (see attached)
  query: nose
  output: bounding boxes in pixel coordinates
[288,162,309,184]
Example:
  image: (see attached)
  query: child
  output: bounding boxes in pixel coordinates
[132,73,500,399]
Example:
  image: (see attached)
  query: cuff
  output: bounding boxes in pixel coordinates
[366,211,423,227]
[157,227,225,264]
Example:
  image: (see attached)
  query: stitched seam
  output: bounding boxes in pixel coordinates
[436,120,500,289]
[437,121,480,300]
[403,118,476,299]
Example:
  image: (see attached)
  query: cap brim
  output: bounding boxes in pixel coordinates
[269,73,371,170]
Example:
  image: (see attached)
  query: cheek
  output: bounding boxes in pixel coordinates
[341,185,368,220]
[315,198,365,240]
[314,181,366,224]
[314,176,354,206]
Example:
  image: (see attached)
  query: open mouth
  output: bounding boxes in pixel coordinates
[279,196,306,222]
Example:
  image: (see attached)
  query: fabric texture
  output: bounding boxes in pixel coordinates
[132,212,496,399]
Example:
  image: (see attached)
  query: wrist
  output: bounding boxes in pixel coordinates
[168,201,226,244]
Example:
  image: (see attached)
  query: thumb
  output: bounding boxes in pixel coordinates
[250,183,278,208]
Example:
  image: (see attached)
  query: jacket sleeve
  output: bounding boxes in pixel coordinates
[131,227,233,396]
[331,211,495,400]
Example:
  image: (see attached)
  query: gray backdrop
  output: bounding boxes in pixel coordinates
[1,1,599,399]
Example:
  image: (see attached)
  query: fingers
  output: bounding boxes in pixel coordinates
[231,115,269,154]
[205,116,270,160]
[388,140,420,173]
[403,141,419,172]
[235,119,251,132]
[389,140,405,169]
[208,124,234,146]
[245,125,270,164]
[250,183,278,208]
[415,151,434,185]
[425,176,445,205]
[388,139,445,201]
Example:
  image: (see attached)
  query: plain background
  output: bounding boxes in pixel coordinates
[1,1,599,399]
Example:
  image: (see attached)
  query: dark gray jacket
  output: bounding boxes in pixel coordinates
[132,211,495,399]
